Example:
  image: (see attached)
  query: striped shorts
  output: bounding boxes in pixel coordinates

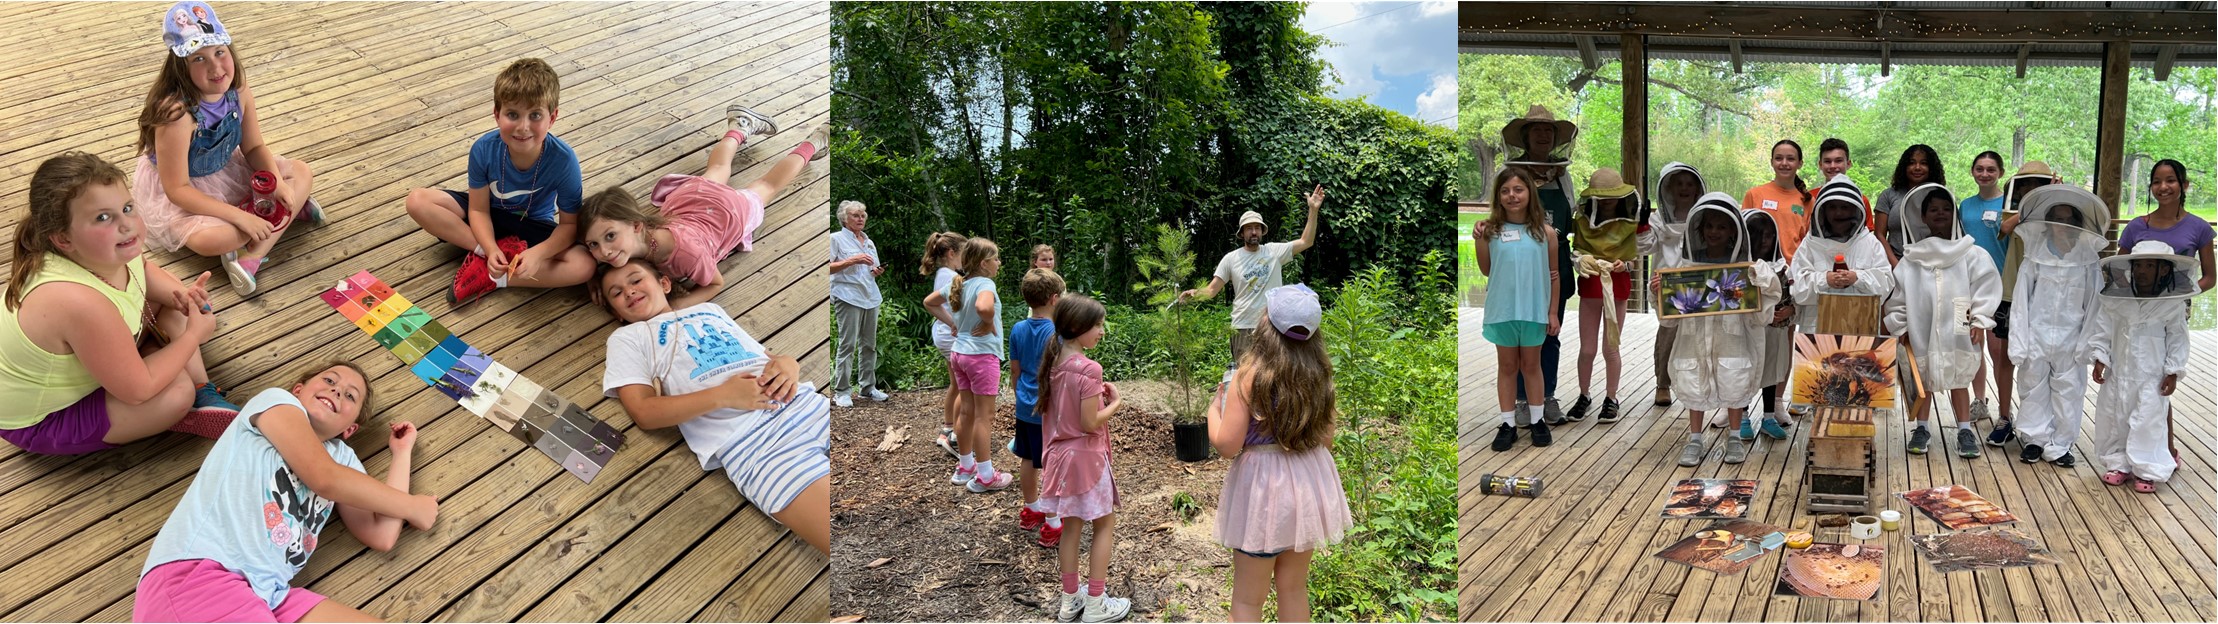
[716,383,831,514]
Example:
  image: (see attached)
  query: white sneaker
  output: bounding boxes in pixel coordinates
[967,470,1013,493]
[1057,588,1085,623]
[1081,592,1131,623]
[866,388,891,402]
[724,103,780,138]
[950,466,976,485]
[833,392,854,408]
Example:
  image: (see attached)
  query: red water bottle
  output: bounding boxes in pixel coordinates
[246,170,289,228]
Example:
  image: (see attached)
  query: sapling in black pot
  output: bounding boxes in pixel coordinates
[1134,225,1216,461]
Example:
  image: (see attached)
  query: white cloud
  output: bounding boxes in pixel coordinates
[1419,0,1455,18]
[1415,73,1457,127]
[1300,1,1456,118]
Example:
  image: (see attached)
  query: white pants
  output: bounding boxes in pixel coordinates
[2012,356,2087,461]
[2094,378,2176,481]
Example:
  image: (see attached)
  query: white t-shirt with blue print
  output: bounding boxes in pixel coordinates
[142,388,363,610]
[466,130,583,225]
[603,303,777,470]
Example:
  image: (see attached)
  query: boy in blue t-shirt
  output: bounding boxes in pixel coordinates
[1011,267,1064,547]
[403,58,597,306]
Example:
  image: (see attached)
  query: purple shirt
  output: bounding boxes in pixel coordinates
[2119,213,2216,257]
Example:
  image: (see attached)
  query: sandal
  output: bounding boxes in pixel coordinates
[2133,477,2158,494]
[2101,470,2131,486]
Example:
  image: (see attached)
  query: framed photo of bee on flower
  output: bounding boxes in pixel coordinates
[1789,333,1900,410]
[1655,263,1762,319]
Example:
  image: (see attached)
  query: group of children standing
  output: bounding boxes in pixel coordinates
[1477,106,2202,495]
[896,231,1351,622]
[0,2,832,621]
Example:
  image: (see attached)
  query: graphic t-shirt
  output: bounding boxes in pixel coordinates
[1010,317,1055,424]
[142,389,363,610]
[1213,241,1295,330]
[603,302,774,470]
[466,130,583,225]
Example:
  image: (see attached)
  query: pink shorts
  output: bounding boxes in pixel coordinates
[949,352,1002,395]
[135,559,327,623]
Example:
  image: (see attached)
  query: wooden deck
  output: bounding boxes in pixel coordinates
[1458,308,2218,622]
[0,2,828,621]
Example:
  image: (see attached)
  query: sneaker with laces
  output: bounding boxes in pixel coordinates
[1759,418,1789,440]
[1722,437,1748,464]
[936,427,959,457]
[2049,451,2076,468]
[221,252,261,296]
[1036,523,1062,548]
[300,198,326,227]
[450,252,498,306]
[968,470,1014,493]
[949,466,976,485]
[1081,592,1131,623]
[833,393,853,408]
[2020,443,2044,463]
[1542,398,1565,425]
[1019,507,1047,532]
[1527,421,1552,447]
[725,104,781,138]
[1956,428,1981,458]
[1057,588,1085,623]
[804,123,831,161]
[1677,439,1706,467]
[1986,420,2015,446]
[1490,423,1518,452]
[866,387,891,402]
[1907,427,1931,455]
[172,383,243,439]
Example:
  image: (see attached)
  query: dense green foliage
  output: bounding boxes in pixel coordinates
[1457,55,2217,218]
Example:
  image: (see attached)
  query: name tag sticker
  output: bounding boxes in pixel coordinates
[1762,200,1779,210]
[1500,229,1523,242]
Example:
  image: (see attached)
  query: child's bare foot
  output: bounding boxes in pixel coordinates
[725,104,780,139]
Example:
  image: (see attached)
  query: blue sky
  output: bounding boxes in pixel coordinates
[1299,0,1457,127]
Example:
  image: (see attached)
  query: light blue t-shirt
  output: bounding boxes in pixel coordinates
[949,276,1005,359]
[142,388,364,610]
[1010,316,1055,424]
[466,130,584,225]
[1482,223,1551,325]
[1960,193,2009,270]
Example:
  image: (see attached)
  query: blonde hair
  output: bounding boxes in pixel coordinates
[136,46,248,156]
[1238,319,1336,452]
[494,58,560,111]
[10,152,129,311]
[1031,244,1054,262]
[956,237,1001,309]
[919,231,967,276]
[576,186,665,235]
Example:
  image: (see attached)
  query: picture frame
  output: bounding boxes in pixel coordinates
[1655,262,1760,319]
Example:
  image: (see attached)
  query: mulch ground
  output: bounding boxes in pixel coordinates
[830,384,1236,622]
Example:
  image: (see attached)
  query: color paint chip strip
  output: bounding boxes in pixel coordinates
[321,270,624,483]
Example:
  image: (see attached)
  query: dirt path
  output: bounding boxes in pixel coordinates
[830,384,1235,622]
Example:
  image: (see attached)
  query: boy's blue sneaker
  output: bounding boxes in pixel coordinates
[1737,418,1756,441]
[175,383,243,440]
[1759,418,1790,440]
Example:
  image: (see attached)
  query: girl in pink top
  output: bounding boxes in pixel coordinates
[577,113,830,309]
[1032,295,1132,623]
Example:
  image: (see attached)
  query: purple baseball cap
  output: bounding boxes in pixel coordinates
[1265,284,1320,341]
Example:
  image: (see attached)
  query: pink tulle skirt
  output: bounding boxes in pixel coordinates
[133,151,296,253]
[1215,443,1352,554]
[1034,469,1117,521]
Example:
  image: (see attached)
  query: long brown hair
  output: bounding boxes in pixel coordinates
[9,152,129,311]
[292,360,377,421]
[1033,294,1106,419]
[1238,316,1336,452]
[919,231,966,276]
[1484,167,1549,240]
[577,185,666,236]
[136,47,247,157]
[955,237,1000,311]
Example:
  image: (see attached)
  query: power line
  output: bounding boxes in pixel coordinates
[1310,1,1424,33]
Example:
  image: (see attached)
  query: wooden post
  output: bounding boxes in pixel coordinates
[1622,34,1649,311]
[2096,41,2130,212]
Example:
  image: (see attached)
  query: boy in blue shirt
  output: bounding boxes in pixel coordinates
[1011,268,1064,547]
[403,58,597,305]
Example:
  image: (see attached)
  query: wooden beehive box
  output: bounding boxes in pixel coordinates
[1817,292,1883,335]
[1806,406,1878,513]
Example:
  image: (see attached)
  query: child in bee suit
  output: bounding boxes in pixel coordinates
[1657,194,1780,467]
[1567,168,1643,423]
[1791,174,1896,337]
[2005,185,2113,468]
[1739,208,1797,442]
[1638,162,1707,408]
[1883,183,2002,458]
[2089,240,2198,494]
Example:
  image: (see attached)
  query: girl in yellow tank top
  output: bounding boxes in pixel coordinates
[0,152,232,456]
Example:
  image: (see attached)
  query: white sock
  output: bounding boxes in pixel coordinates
[1957,421,1973,430]
[1527,405,1544,423]
[473,245,485,256]
[1914,422,1928,431]
[492,274,509,288]
[1502,411,1517,426]
[959,453,976,470]
[1045,515,1062,528]
[1688,432,1701,442]
[977,460,997,480]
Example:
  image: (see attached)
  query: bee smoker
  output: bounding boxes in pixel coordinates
[1477,473,1543,498]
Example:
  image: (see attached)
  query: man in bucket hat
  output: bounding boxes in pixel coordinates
[1181,185,1326,361]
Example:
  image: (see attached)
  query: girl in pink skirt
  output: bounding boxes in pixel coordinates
[1208,284,1352,622]
[134,1,320,297]
[1033,295,1131,623]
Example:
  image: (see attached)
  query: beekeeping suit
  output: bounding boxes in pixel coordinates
[1666,195,1780,412]
[1882,183,2002,395]
[1639,163,1707,322]
[1791,174,1896,333]
[2088,240,2197,481]
[2007,185,2112,462]
[1742,208,1794,388]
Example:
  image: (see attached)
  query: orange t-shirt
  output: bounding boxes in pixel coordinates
[1741,183,1811,259]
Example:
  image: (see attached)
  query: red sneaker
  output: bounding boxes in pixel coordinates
[1035,523,1062,548]
[450,253,496,306]
[1019,506,1047,532]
